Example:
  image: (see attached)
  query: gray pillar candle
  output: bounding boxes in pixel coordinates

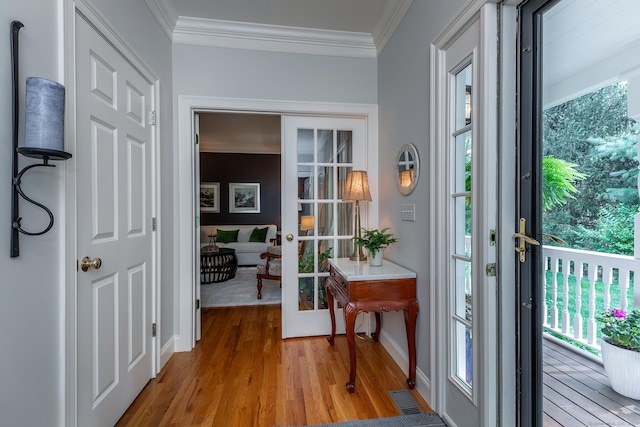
[25,77,65,152]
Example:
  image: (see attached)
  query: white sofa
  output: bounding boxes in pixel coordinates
[200,224,278,266]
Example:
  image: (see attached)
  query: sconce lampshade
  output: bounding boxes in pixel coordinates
[400,169,413,188]
[300,215,315,231]
[342,170,372,202]
[24,77,65,152]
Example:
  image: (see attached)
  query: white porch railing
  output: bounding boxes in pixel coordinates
[543,245,640,351]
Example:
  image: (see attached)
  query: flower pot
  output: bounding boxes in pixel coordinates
[600,337,640,399]
[369,249,384,267]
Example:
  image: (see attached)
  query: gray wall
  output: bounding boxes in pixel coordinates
[173,44,377,104]
[377,0,468,393]
[0,0,173,425]
[1,4,65,426]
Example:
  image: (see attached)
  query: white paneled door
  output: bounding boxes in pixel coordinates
[75,13,155,427]
[281,116,367,338]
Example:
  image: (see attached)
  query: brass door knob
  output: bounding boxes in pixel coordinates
[286,233,294,241]
[81,256,102,272]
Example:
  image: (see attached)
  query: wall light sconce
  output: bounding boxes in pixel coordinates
[10,21,72,257]
[342,170,372,262]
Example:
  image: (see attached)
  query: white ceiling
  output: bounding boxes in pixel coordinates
[171,0,389,33]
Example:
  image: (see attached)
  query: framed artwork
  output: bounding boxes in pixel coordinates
[229,183,260,213]
[200,182,220,213]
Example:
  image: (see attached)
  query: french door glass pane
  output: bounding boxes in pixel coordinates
[297,129,314,162]
[337,131,353,163]
[455,64,473,129]
[318,166,333,199]
[455,321,473,387]
[296,126,353,312]
[298,165,314,200]
[451,62,474,397]
[317,130,334,163]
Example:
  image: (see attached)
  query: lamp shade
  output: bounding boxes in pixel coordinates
[24,77,65,151]
[342,170,372,202]
[300,215,315,231]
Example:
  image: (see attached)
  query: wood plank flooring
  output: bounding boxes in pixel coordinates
[543,338,640,426]
[116,305,432,427]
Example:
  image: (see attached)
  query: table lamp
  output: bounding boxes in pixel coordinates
[342,170,372,261]
[300,215,315,235]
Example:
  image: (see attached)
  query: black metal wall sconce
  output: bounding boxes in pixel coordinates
[10,21,72,257]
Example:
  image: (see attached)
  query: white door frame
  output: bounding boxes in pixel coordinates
[175,96,378,351]
[65,2,162,425]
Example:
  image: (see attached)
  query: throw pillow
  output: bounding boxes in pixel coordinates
[249,226,269,242]
[216,229,239,243]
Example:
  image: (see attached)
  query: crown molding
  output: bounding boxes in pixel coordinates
[146,0,414,58]
[372,0,414,56]
[145,0,178,41]
[173,17,377,58]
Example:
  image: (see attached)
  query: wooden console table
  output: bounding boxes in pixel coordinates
[325,258,418,393]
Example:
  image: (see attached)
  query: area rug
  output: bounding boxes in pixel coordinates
[278,413,447,427]
[200,267,281,307]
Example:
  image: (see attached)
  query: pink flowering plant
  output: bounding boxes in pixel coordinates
[596,308,640,351]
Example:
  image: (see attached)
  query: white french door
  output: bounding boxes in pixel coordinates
[281,116,367,338]
[75,12,156,426]
[432,4,498,426]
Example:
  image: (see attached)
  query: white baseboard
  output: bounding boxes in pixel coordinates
[379,329,433,408]
[160,335,176,369]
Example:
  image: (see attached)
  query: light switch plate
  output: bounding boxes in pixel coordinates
[401,204,415,221]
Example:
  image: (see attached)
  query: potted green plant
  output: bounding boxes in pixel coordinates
[596,308,640,399]
[353,227,397,266]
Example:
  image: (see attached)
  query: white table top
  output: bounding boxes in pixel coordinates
[328,257,416,281]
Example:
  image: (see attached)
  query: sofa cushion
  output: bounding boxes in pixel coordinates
[217,229,239,243]
[249,226,269,242]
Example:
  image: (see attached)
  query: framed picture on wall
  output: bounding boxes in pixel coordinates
[200,182,220,213]
[229,183,260,213]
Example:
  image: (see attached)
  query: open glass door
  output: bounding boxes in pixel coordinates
[281,116,367,338]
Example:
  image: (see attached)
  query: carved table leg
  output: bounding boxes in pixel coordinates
[344,303,358,393]
[404,300,419,389]
[326,281,336,346]
[371,312,382,342]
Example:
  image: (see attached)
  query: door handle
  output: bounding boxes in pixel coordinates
[514,218,540,262]
[81,256,102,272]
[285,233,294,242]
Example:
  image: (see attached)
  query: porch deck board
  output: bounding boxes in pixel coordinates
[543,338,640,426]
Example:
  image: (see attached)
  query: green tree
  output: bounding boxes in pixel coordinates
[542,81,638,254]
[542,156,586,211]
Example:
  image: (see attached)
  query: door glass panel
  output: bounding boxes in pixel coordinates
[317,166,333,199]
[451,62,474,397]
[296,126,351,312]
[298,166,314,200]
[297,129,314,162]
[456,65,473,129]
[317,129,334,163]
[455,321,473,388]
[337,131,353,163]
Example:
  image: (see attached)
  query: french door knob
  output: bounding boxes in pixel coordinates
[81,256,102,272]
[286,233,294,241]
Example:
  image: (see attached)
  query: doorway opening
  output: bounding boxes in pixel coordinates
[196,112,283,310]
[518,0,640,424]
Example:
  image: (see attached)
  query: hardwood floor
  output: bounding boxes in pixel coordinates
[117,305,432,427]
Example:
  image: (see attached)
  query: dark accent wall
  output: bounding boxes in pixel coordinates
[200,153,281,228]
